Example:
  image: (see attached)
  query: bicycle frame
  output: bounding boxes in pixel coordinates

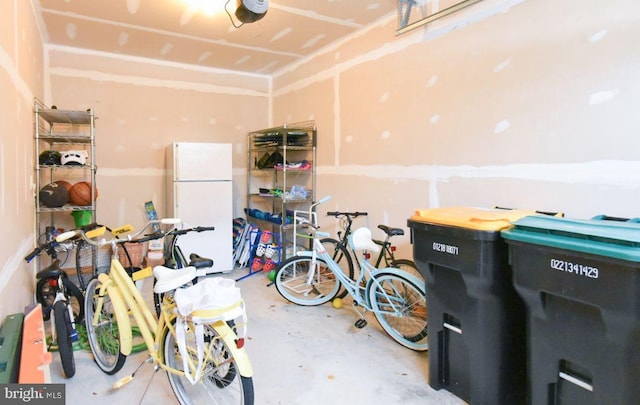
[297,232,421,316]
[328,214,406,272]
[372,239,396,268]
[90,243,254,379]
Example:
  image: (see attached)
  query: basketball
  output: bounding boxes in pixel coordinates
[39,182,69,208]
[55,180,72,192]
[69,181,98,206]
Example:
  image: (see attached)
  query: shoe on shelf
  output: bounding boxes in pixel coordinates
[263,258,277,272]
[251,258,264,271]
[260,231,273,244]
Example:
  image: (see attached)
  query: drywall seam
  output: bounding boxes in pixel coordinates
[269,3,364,28]
[0,235,34,298]
[97,168,165,177]
[47,44,271,80]
[272,11,396,79]
[268,75,274,127]
[273,0,527,96]
[41,8,303,58]
[29,0,49,43]
[0,46,32,105]
[317,160,640,188]
[333,74,340,167]
[49,67,268,97]
[0,139,4,214]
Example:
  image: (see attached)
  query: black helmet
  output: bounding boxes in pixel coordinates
[39,150,61,165]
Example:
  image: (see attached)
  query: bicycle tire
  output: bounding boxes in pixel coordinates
[367,272,428,351]
[320,237,354,299]
[274,256,340,306]
[390,259,424,285]
[84,277,127,374]
[53,300,76,378]
[163,321,254,404]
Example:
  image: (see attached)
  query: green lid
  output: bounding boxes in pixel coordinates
[501,215,640,262]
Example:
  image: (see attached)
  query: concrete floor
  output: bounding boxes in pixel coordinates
[51,267,465,404]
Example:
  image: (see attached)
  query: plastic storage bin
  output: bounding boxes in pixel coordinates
[502,215,640,405]
[407,207,533,404]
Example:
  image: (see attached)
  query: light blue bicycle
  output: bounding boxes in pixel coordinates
[274,197,428,351]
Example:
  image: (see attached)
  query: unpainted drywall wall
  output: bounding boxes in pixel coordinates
[0,0,47,319]
[47,50,270,230]
[272,0,640,258]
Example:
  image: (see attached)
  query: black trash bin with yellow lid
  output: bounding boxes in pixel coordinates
[501,214,640,405]
[407,207,534,404]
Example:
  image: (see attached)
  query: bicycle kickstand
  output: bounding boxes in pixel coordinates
[113,356,154,389]
[350,302,368,329]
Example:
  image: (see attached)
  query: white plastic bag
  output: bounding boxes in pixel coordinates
[173,277,246,385]
[174,277,241,316]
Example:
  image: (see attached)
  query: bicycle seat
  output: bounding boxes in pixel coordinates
[189,253,213,269]
[377,225,404,237]
[36,260,64,279]
[153,265,197,293]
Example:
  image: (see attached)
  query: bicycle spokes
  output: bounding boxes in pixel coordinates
[369,274,428,350]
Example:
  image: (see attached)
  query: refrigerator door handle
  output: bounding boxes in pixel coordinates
[174,185,179,210]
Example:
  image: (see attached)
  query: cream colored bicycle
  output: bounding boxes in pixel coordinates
[57,219,254,404]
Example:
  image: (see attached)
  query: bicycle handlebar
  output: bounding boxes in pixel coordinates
[294,196,332,229]
[310,195,331,210]
[326,211,368,218]
[24,240,58,263]
[168,226,215,237]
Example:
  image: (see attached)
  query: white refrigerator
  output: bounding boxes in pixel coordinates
[166,142,233,273]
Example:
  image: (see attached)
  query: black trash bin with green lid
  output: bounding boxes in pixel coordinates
[408,207,533,404]
[501,215,640,405]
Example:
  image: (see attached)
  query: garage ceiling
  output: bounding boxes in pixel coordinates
[38,0,397,75]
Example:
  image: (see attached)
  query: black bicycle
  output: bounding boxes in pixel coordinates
[25,238,84,378]
[321,211,423,298]
[149,226,215,317]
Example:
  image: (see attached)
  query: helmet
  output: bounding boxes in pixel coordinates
[39,182,69,208]
[39,150,61,165]
[61,150,88,165]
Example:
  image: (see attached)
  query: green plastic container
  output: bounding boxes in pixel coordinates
[71,210,92,228]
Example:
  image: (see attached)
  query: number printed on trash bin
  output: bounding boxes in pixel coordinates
[432,242,459,255]
[550,258,598,279]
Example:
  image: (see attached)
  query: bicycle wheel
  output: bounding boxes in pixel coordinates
[390,259,424,285]
[367,272,428,351]
[274,256,340,306]
[320,238,354,299]
[163,322,254,405]
[53,300,76,378]
[84,277,127,374]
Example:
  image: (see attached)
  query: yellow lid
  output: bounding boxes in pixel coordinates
[410,207,535,231]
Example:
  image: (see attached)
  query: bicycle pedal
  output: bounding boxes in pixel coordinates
[354,318,367,329]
